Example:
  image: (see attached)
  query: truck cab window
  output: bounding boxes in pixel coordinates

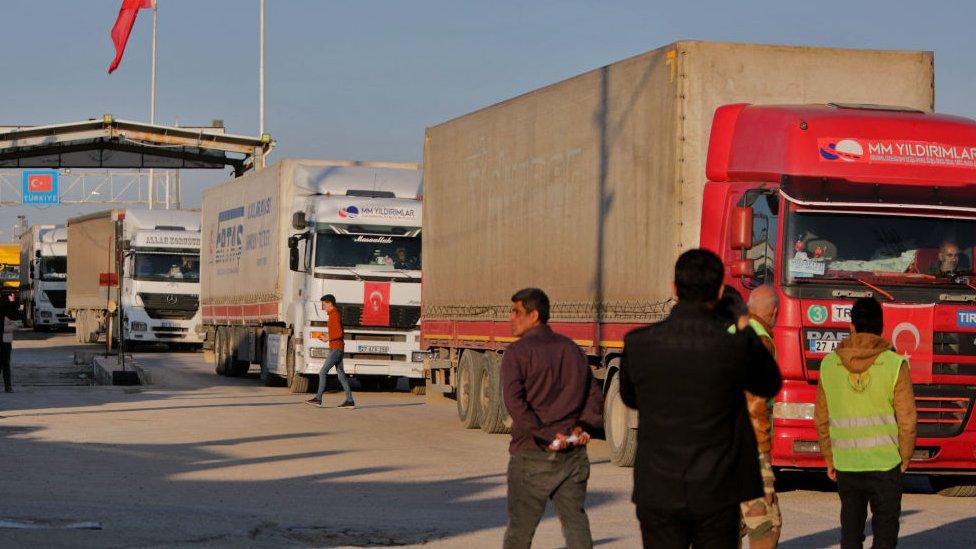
[747,191,778,286]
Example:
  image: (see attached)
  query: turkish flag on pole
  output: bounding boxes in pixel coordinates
[362,282,391,327]
[108,0,154,74]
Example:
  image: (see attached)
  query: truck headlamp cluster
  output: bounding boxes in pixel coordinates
[130,322,148,332]
[411,351,428,363]
[772,402,816,420]
[39,311,52,318]
[309,331,329,343]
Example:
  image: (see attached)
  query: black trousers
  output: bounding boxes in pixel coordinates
[0,342,10,391]
[836,466,903,549]
[504,446,592,549]
[637,503,740,548]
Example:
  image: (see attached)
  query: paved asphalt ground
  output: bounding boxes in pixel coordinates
[0,330,972,548]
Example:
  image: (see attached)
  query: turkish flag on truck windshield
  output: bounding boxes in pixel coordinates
[362,282,391,326]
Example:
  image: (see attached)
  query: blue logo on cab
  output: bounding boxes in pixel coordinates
[957,310,976,328]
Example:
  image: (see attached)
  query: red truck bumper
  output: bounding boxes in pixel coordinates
[771,422,976,472]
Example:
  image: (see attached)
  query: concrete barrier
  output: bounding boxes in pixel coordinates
[91,355,153,386]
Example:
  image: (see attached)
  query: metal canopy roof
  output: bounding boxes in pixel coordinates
[0,115,274,176]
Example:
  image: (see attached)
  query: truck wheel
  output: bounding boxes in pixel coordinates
[214,327,228,376]
[409,378,426,395]
[931,476,976,497]
[226,329,250,377]
[479,353,511,434]
[605,373,637,467]
[286,338,310,393]
[457,350,484,429]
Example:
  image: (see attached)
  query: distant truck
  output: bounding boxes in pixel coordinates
[19,224,70,330]
[421,41,976,497]
[66,209,203,347]
[199,159,425,393]
[0,244,20,299]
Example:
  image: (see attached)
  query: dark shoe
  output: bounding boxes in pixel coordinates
[337,400,356,410]
[305,398,322,407]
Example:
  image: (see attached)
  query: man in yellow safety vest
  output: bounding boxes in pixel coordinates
[814,297,916,549]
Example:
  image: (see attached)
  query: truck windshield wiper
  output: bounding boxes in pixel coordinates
[794,275,895,301]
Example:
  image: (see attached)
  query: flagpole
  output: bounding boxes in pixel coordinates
[149,0,158,209]
[259,0,265,138]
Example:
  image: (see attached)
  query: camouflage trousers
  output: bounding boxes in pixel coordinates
[740,452,781,545]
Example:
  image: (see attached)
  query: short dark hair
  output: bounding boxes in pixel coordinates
[714,284,746,325]
[675,249,724,303]
[511,287,550,324]
[851,297,883,335]
[321,294,336,305]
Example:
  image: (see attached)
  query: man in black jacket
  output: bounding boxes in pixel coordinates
[619,249,782,548]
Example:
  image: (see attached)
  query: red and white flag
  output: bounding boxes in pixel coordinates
[362,282,391,326]
[108,0,154,74]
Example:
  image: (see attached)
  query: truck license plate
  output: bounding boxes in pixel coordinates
[357,345,389,354]
[809,340,839,353]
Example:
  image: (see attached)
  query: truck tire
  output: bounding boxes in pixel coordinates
[456,350,484,429]
[286,338,310,393]
[931,476,976,497]
[479,353,511,434]
[409,378,426,395]
[225,329,250,377]
[605,373,637,467]
[214,327,230,376]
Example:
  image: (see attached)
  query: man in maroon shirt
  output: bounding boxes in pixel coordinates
[501,287,603,549]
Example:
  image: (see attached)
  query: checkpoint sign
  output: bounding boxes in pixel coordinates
[22,169,59,205]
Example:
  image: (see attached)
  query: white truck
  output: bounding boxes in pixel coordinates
[199,159,425,393]
[19,224,71,331]
[66,209,204,348]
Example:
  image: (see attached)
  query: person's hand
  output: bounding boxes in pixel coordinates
[827,465,837,482]
[548,433,569,452]
[571,426,591,446]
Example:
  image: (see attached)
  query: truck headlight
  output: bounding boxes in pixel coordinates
[309,331,329,343]
[130,322,148,332]
[411,351,428,362]
[773,402,816,420]
[39,311,52,318]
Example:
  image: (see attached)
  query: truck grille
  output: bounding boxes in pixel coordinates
[337,303,420,329]
[914,385,975,438]
[139,293,199,320]
[44,290,66,309]
[934,331,976,356]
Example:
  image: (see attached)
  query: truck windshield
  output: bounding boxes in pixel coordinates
[40,256,67,281]
[315,233,421,271]
[133,252,200,282]
[785,211,976,284]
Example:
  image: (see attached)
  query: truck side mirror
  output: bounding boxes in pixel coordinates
[292,212,307,230]
[288,236,300,272]
[35,250,41,258]
[731,206,753,250]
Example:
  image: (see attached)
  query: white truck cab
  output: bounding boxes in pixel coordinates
[20,225,70,330]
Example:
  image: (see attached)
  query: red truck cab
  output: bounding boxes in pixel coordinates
[702,103,976,495]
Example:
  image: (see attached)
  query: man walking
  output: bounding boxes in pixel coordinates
[0,292,15,393]
[501,287,603,549]
[618,249,781,548]
[306,294,355,409]
[739,286,782,549]
[815,297,916,549]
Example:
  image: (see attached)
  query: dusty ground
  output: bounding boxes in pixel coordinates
[0,331,972,548]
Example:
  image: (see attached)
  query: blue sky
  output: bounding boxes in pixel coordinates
[1,0,975,229]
